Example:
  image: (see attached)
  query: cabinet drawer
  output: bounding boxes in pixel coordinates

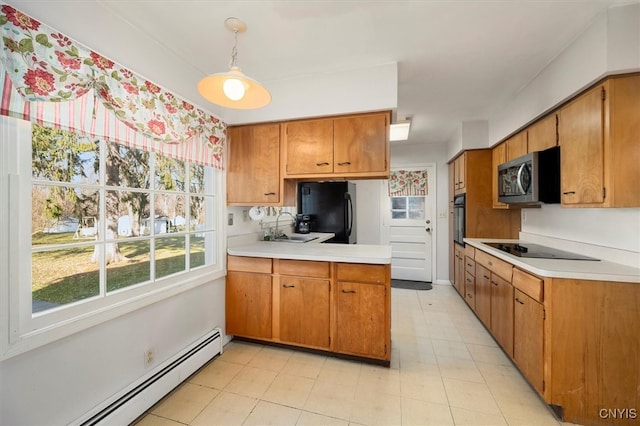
[336,263,388,284]
[465,256,475,276]
[278,259,330,278]
[228,255,272,273]
[465,245,475,259]
[512,268,543,302]
[475,250,512,281]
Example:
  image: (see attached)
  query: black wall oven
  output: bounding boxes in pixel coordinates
[453,194,465,246]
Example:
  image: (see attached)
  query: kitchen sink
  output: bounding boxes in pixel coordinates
[272,235,319,243]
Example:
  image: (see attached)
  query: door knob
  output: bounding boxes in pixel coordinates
[426,219,431,224]
[426,227,431,232]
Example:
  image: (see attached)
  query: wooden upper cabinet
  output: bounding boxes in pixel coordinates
[527,114,557,153]
[559,74,640,207]
[505,131,527,161]
[284,111,390,179]
[284,117,334,176]
[333,113,388,174]
[558,84,605,206]
[227,123,295,206]
[453,152,466,193]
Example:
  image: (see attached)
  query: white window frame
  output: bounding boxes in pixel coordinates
[0,116,226,360]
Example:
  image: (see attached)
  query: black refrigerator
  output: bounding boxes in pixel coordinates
[297,181,356,244]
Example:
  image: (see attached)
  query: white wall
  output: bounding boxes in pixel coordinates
[0,279,225,425]
[221,62,398,125]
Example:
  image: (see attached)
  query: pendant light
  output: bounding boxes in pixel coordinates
[197,18,271,109]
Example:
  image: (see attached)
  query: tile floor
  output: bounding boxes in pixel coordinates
[134,284,568,426]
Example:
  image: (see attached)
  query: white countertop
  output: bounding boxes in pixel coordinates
[228,240,392,264]
[465,238,640,284]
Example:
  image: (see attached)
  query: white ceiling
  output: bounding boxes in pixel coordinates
[4,0,633,147]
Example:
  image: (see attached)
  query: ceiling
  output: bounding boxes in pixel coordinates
[4,0,633,148]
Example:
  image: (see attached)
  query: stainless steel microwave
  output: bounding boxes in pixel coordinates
[497,146,560,205]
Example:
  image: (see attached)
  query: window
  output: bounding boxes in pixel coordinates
[1,119,224,358]
[390,196,425,219]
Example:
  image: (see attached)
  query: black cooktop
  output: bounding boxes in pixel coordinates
[485,242,599,261]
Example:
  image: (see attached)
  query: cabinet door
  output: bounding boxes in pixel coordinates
[227,124,281,205]
[464,271,475,310]
[506,131,527,161]
[226,271,272,339]
[514,289,544,395]
[284,118,334,175]
[453,246,465,295]
[454,153,466,192]
[528,114,557,153]
[490,274,514,357]
[335,281,387,359]
[475,264,492,326]
[492,142,508,209]
[280,277,330,349]
[333,113,388,174]
[558,85,605,205]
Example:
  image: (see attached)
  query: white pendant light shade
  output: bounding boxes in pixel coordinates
[198,67,271,109]
[197,18,271,110]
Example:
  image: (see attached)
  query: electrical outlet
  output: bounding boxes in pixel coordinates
[522,210,527,223]
[243,209,248,221]
[144,349,154,367]
[228,213,234,226]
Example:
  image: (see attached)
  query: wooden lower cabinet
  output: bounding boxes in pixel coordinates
[226,255,391,363]
[465,247,640,426]
[453,245,465,295]
[279,276,330,349]
[464,255,475,309]
[474,264,492,326]
[335,281,387,359]
[226,271,273,339]
[490,274,514,358]
[513,289,544,394]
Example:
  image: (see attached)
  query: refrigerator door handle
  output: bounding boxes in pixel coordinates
[346,193,353,237]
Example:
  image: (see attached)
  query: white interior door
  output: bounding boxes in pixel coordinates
[382,165,435,282]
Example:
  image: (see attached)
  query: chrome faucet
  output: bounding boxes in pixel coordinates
[275,211,295,239]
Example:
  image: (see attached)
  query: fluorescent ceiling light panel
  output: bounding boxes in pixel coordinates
[390,121,411,141]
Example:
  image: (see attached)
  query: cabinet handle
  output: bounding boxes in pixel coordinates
[283,284,295,288]
[515,297,525,305]
[563,191,576,195]
[488,261,493,266]
[316,162,330,166]
[264,192,276,196]
[483,275,490,279]
[467,262,473,267]
[337,161,351,166]
[491,281,498,286]
[342,289,356,294]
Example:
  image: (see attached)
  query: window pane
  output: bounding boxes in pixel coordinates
[32,184,99,246]
[391,211,406,219]
[155,156,185,191]
[32,246,100,312]
[391,197,406,210]
[408,197,425,210]
[111,143,150,189]
[190,164,205,194]
[155,235,186,279]
[32,125,99,184]
[408,210,425,219]
[106,190,150,238]
[106,240,151,292]
[155,194,186,233]
[189,233,205,269]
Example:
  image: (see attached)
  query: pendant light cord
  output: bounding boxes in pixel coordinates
[229,29,239,69]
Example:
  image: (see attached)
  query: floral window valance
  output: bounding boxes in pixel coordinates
[388,169,428,196]
[0,3,225,168]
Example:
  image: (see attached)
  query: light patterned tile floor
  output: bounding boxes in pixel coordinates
[134,284,567,426]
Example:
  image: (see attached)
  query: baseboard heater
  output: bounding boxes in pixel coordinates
[71,328,223,426]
